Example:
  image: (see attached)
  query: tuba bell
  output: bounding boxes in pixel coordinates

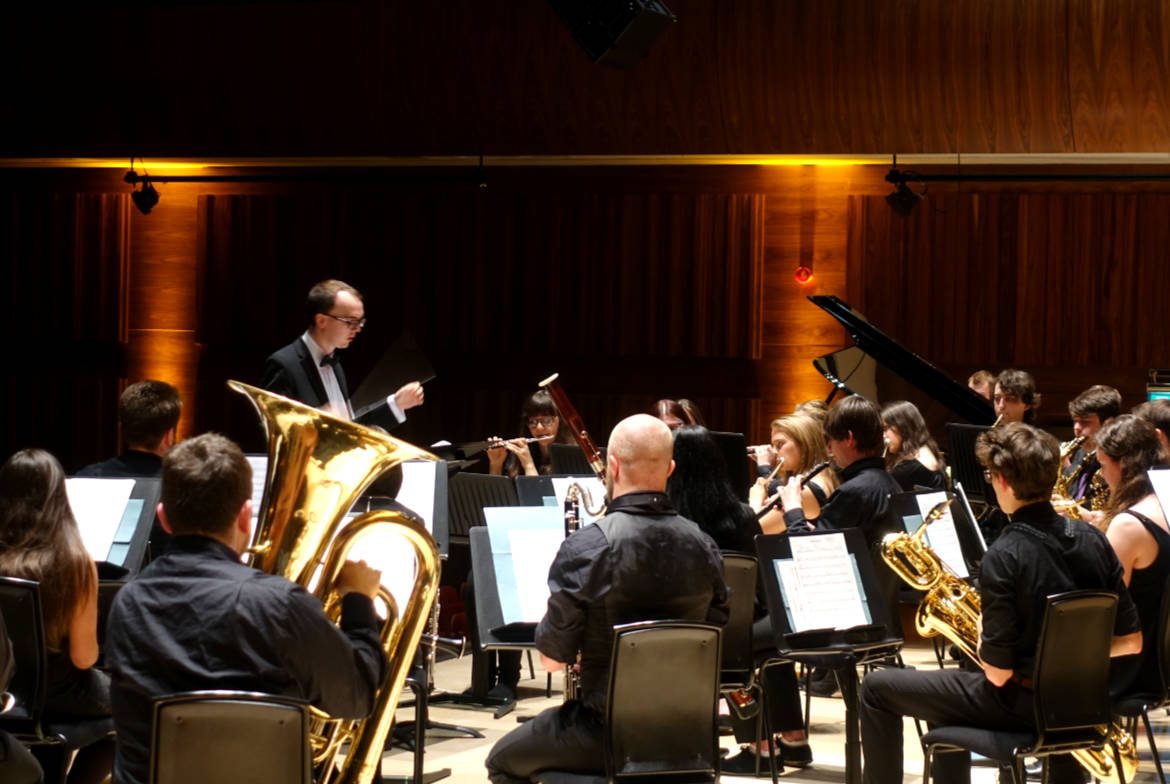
[882,500,1138,784]
[229,381,441,784]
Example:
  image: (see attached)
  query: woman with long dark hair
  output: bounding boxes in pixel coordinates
[667,425,757,552]
[0,448,112,783]
[487,389,575,477]
[667,426,812,772]
[1096,415,1170,696]
[881,400,946,491]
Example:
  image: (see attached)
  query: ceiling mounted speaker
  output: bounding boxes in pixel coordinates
[549,0,676,69]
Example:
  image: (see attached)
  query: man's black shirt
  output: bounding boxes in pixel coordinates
[75,450,162,478]
[105,536,387,784]
[782,456,903,547]
[535,491,729,713]
[979,501,1140,677]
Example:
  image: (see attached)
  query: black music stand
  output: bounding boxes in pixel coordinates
[465,526,538,718]
[945,423,992,506]
[447,474,518,542]
[548,443,605,476]
[66,476,160,577]
[513,476,555,506]
[755,529,903,784]
[889,489,986,579]
[709,430,752,502]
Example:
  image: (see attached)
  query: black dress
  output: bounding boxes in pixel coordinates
[890,457,946,492]
[1110,509,1170,698]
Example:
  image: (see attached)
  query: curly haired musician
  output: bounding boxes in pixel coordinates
[858,423,1142,784]
[104,434,389,784]
[485,415,728,783]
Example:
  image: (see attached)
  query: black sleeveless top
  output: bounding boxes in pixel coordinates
[1110,508,1170,698]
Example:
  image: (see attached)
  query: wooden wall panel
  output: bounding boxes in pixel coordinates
[5,0,1170,156]
[849,189,1170,430]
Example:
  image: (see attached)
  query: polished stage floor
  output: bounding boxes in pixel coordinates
[378,640,1170,783]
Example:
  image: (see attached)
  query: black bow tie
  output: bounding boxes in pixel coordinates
[320,354,339,368]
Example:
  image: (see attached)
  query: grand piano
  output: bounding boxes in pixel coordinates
[808,295,996,505]
[808,295,996,426]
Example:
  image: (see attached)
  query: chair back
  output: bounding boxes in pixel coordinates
[604,620,721,780]
[149,691,312,784]
[0,577,48,736]
[719,553,758,680]
[1033,590,1117,736]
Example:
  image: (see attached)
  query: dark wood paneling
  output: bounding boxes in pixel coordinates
[849,190,1170,429]
[4,1,1170,156]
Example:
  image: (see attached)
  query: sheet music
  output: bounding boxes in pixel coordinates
[65,478,135,561]
[245,455,268,529]
[550,477,606,525]
[396,460,436,533]
[953,483,988,552]
[784,533,869,630]
[484,506,565,624]
[914,491,969,579]
[1149,468,1170,523]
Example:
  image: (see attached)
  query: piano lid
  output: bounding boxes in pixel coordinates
[809,295,995,426]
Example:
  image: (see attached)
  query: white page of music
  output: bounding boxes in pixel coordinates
[396,460,437,533]
[550,476,606,525]
[1148,468,1170,523]
[65,478,135,562]
[914,491,969,579]
[509,528,566,622]
[245,455,268,529]
[787,533,868,630]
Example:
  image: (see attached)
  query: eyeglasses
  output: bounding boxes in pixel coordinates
[325,313,366,330]
[528,416,557,428]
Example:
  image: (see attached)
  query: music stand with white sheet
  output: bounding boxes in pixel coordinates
[65,476,160,576]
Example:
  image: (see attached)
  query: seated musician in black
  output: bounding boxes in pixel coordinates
[75,379,182,556]
[485,415,728,783]
[778,395,904,696]
[1059,384,1121,525]
[858,423,1142,784]
[104,434,388,784]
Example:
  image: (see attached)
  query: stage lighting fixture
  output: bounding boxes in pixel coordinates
[131,178,159,215]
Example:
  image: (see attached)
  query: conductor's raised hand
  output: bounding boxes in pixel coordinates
[394,381,425,411]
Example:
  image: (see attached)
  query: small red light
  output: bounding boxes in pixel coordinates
[794,266,813,284]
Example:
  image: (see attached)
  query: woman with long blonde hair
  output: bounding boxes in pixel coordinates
[749,414,838,533]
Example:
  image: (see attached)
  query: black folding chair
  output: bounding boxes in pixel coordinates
[921,590,1124,784]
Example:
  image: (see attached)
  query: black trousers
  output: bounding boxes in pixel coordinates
[728,616,805,744]
[859,667,1035,784]
[485,702,604,783]
[0,731,42,784]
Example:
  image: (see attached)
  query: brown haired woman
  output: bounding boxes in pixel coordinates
[1096,415,1170,697]
[0,448,112,783]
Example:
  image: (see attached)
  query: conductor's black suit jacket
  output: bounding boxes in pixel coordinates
[260,338,399,431]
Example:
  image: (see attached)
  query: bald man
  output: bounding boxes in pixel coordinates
[485,414,729,784]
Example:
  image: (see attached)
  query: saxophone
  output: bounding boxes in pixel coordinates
[882,500,1138,784]
[1052,436,1087,518]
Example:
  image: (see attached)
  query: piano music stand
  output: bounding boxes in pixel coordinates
[755,529,903,784]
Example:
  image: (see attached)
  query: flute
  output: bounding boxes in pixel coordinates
[486,434,554,447]
[755,460,831,519]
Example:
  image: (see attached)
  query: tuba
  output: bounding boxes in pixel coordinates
[229,381,441,784]
[882,500,1138,784]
